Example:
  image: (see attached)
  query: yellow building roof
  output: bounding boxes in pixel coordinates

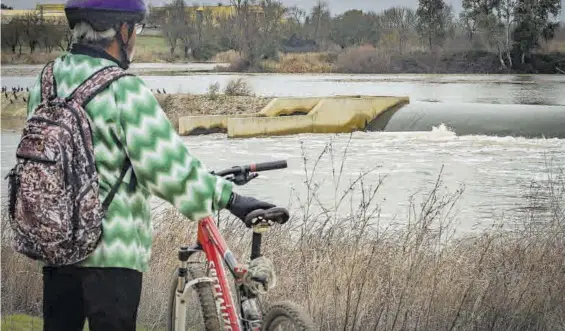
[1,3,266,23]
[1,9,65,23]
[36,4,65,12]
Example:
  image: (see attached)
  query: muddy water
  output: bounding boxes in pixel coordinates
[2,72,563,232]
[3,73,564,105]
[2,127,563,232]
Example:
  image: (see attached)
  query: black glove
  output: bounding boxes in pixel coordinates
[227,192,275,224]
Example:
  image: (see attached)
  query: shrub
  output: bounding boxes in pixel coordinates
[335,45,392,73]
[207,82,220,100]
[261,53,334,73]
[212,50,242,63]
[224,78,252,96]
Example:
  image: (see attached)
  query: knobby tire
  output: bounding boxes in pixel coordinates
[167,264,221,331]
[261,301,316,331]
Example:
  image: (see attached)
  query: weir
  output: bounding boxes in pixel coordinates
[178,96,410,138]
[380,102,565,138]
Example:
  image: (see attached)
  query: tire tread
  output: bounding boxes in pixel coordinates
[261,300,316,331]
[167,265,222,331]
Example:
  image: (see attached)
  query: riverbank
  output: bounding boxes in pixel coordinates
[2,163,563,330]
[0,92,270,131]
[4,48,564,75]
[220,49,565,74]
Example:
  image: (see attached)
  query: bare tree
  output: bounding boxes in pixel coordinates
[260,0,287,58]
[217,13,238,50]
[461,0,515,68]
[159,0,186,55]
[40,20,66,53]
[229,0,261,65]
[1,17,25,54]
[179,8,195,59]
[416,0,448,52]
[497,0,515,67]
[380,7,417,54]
[58,18,73,51]
[22,12,42,53]
[306,0,331,46]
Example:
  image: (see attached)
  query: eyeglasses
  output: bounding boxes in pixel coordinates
[134,23,145,35]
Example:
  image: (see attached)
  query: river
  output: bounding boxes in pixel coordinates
[2,70,564,233]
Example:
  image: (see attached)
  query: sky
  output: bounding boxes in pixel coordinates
[3,0,564,21]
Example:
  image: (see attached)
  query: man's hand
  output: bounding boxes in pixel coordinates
[226,192,275,226]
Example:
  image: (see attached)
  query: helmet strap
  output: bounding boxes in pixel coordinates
[115,23,135,70]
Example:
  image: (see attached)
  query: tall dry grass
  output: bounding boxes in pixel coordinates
[211,50,242,64]
[335,45,393,74]
[260,53,335,73]
[1,52,61,65]
[1,141,564,330]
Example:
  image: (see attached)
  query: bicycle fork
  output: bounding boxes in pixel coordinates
[174,246,214,331]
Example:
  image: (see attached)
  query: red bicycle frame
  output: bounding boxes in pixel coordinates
[198,216,244,331]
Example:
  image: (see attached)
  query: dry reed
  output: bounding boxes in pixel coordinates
[1,141,564,331]
[212,50,242,64]
[260,53,335,73]
[335,45,394,74]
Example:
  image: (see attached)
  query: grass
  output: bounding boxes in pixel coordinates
[1,139,564,330]
[133,35,179,63]
[1,36,181,64]
[1,52,61,65]
[0,314,165,331]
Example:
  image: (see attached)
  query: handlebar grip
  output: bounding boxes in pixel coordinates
[250,160,287,173]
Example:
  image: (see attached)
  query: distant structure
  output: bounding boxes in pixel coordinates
[1,3,261,23]
[0,4,65,22]
[149,3,264,26]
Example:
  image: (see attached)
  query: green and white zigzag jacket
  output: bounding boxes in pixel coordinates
[27,52,233,272]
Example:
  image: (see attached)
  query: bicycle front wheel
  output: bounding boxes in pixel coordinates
[261,301,316,331]
[167,264,221,331]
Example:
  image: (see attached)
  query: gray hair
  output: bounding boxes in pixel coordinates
[72,22,117,48]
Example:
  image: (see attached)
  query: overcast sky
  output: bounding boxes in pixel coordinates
[4,0,564,20]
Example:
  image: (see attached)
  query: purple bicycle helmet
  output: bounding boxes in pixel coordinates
[65,0,146,31]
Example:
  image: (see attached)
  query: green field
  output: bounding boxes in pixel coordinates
[1,314,166,331]
[136,35,170,54]
[0,35,183,65]
[134,35,204,63]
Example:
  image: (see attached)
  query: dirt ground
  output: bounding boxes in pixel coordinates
[1,92,271,131]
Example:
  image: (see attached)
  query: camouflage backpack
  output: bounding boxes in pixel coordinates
[5,61,132,266]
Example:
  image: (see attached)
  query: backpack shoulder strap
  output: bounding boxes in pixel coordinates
[67,65,133,108]
[66,65,135,212]
[40,61,56,102]
[101,158,132,212]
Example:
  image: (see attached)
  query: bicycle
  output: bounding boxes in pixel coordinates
[166,160,315,331]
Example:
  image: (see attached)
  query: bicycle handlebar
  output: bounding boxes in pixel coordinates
[250,160,287,172]
[211,161,290,261]
[213,160,287,177]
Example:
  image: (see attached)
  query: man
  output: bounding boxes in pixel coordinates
[26,0,276,330]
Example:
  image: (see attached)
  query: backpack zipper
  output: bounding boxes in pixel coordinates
[16,154,57,164]
[28,116,75,145]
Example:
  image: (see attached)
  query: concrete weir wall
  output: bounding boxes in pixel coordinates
[178,96,409,138]
[178,114,256,135]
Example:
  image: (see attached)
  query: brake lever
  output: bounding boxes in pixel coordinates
[232,172,258,186]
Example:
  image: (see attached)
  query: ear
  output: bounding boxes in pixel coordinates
[120,23,130,42]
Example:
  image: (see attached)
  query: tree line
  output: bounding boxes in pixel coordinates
[149,0,561,68]
[1,14,72,55]
[1,0,561,70]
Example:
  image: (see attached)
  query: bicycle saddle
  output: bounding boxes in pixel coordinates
[244,207,289,228]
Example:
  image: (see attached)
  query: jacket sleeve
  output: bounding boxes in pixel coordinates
[115,76,233,222]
